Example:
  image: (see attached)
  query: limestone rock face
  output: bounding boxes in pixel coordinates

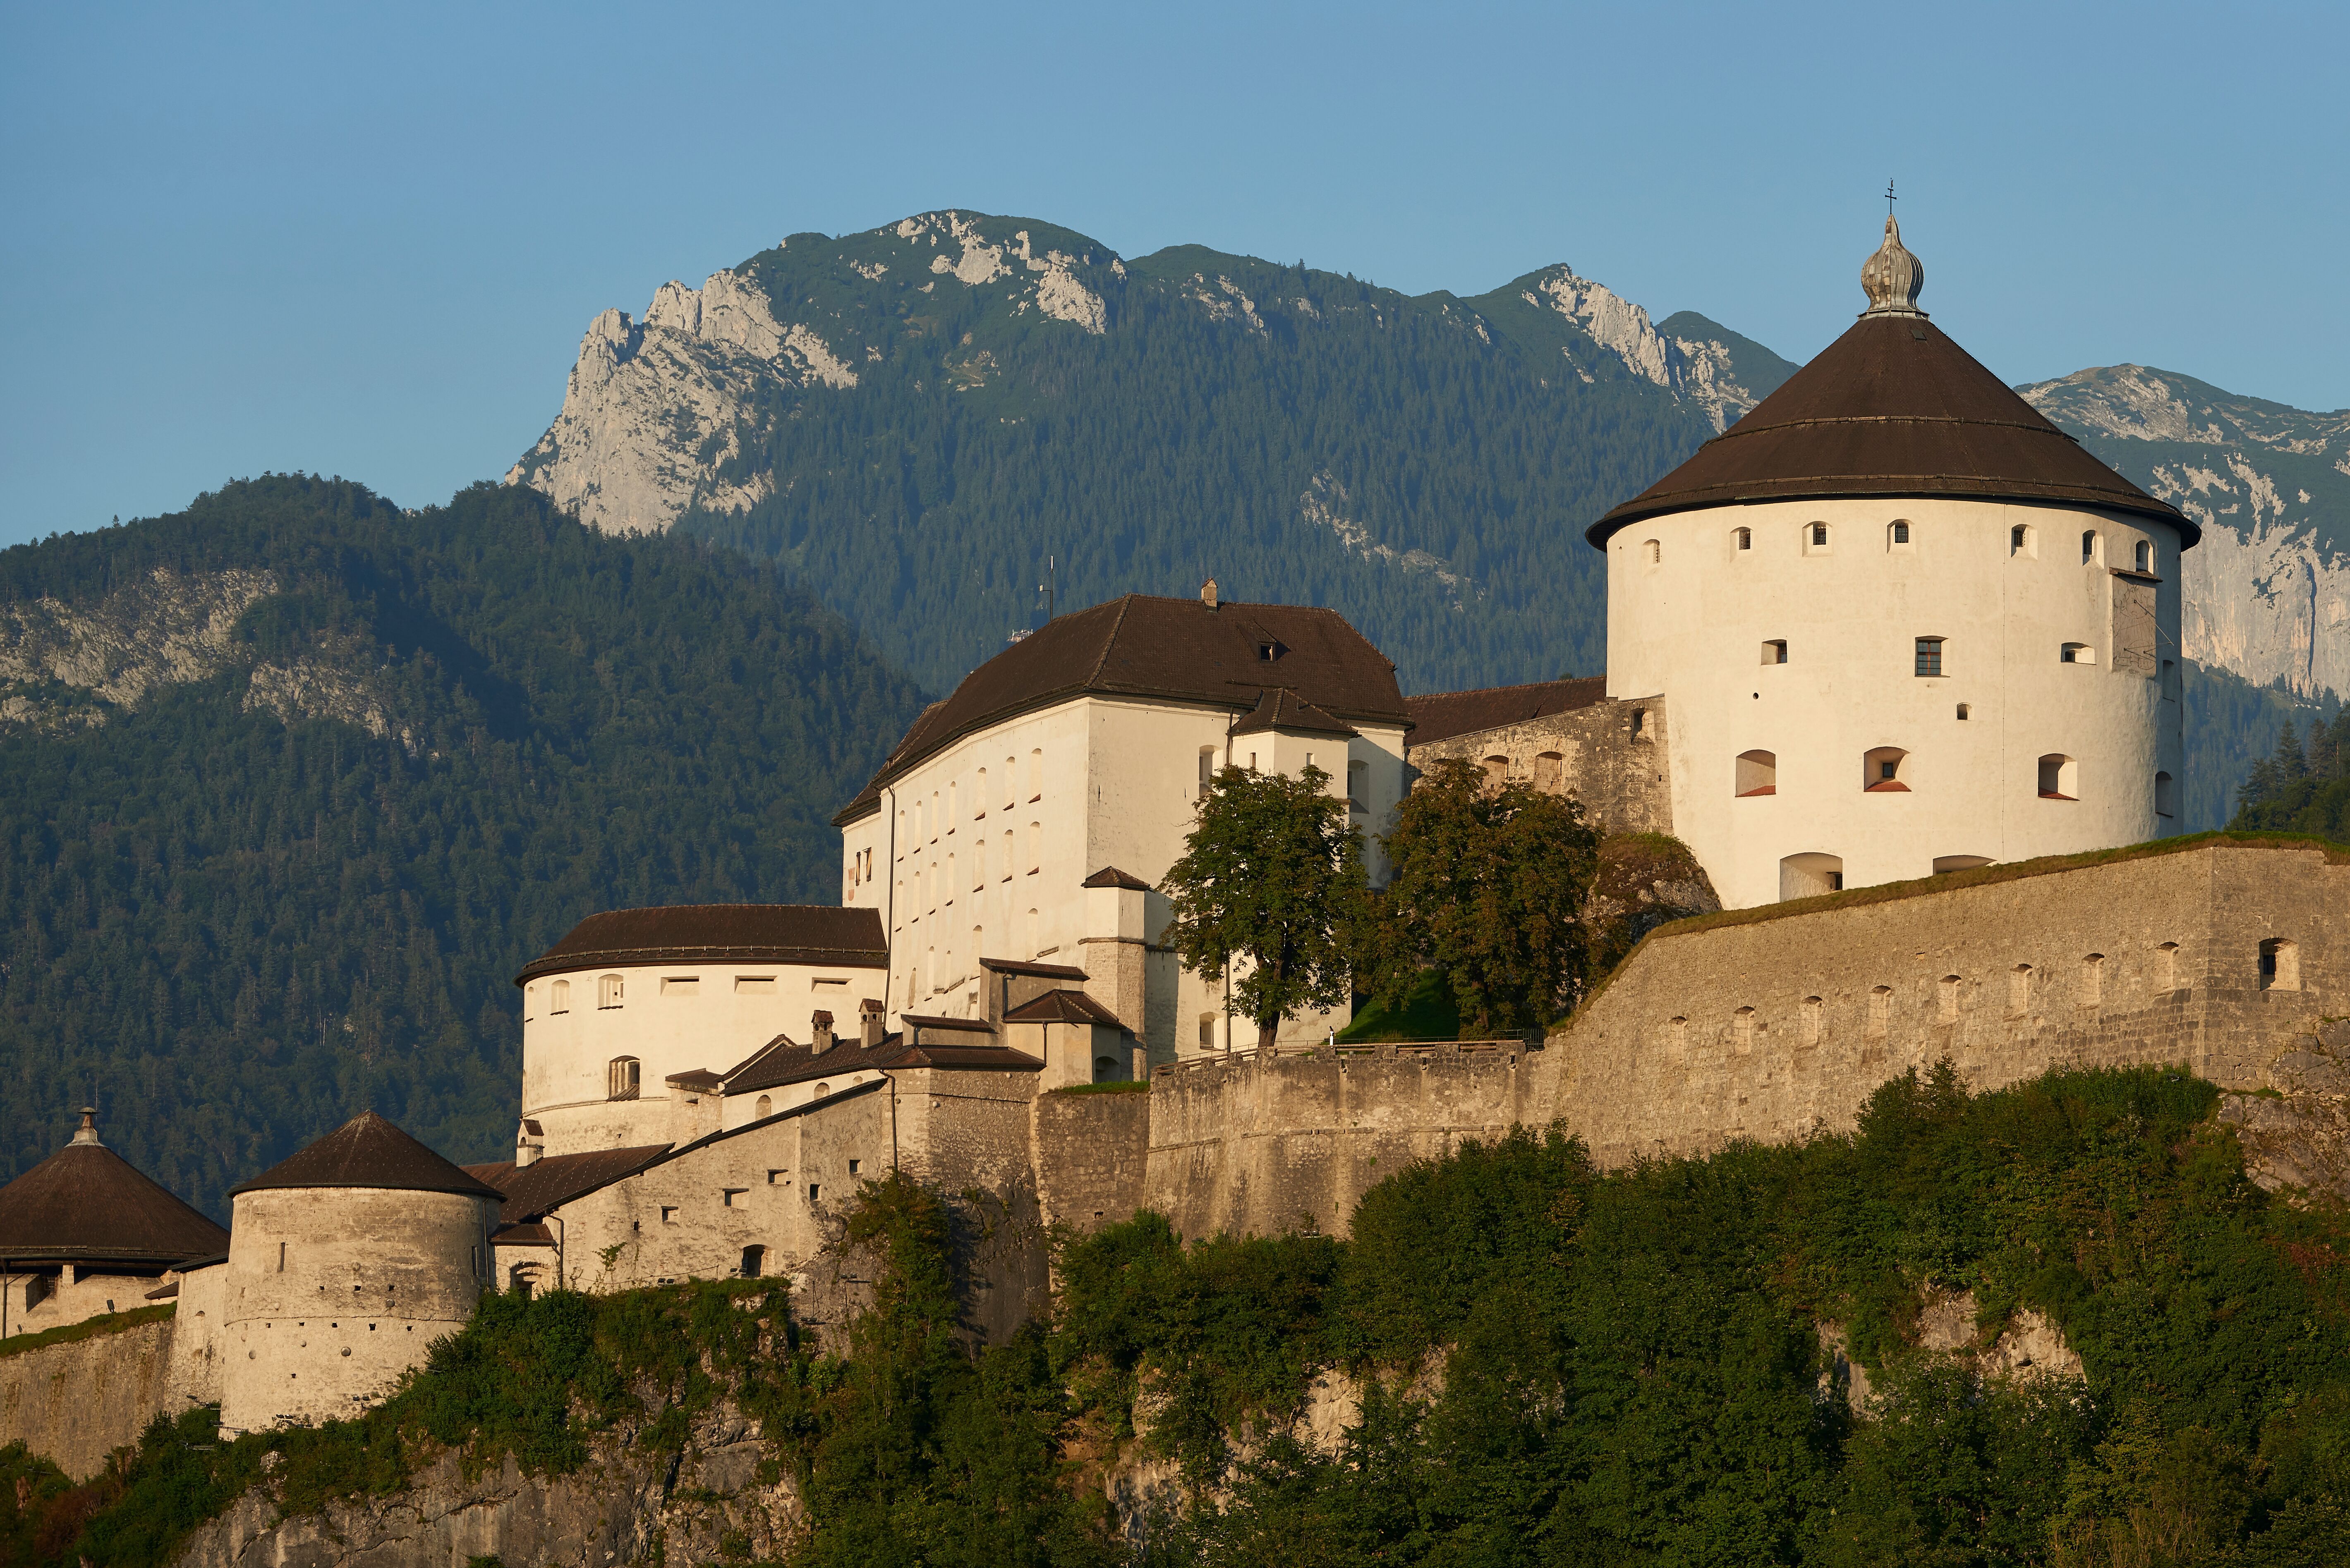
[1521,275,1782,432]
[2220,1020,2350,1199]
[2022,364,2350,697]
[170,1399,801,1568]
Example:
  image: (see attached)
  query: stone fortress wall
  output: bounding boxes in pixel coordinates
[1404,688,1675,838]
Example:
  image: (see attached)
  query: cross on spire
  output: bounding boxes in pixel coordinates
[1884,179,1897,216]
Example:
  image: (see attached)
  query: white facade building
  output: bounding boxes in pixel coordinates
[834,584,1413,1059]
[1591,218,2195,909]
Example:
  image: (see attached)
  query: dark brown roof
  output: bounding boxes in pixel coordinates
[727,1034,874,1094]
[835,594,1409,824]
[1228,687,1358,739]
[462,1144,673,1224]
[1406,678,1612,749]
[491,1222,556,1246]
[1004,989,1125,1026]
[0,1118,228,1265]
[722,1033,812,1093]
[665,1069,724,1091]
[516,904,887,985]
[1590,314,2196,545]
[234,1111,505,1200]
[980,957,1090,980]
[1083,866,1153,891]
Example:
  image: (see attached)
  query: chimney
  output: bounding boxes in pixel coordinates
[859,997,886,1049]
[1200,577,1219,611]
[515,1118,545,1168]
[812,1010,836,1051]
[70,1107,101,1147]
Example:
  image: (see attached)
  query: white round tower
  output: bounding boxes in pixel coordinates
[1592,217,2194,909]
[218,1112,502,1434]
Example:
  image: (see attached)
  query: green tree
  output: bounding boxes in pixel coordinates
[1368,756,1602,1035]
[1162,764,1366,1051]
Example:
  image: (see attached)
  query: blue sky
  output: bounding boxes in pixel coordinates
[2,0,2343,546]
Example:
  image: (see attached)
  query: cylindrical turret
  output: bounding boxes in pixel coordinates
[218,1112,503,1434]
[1590,218,2194,908]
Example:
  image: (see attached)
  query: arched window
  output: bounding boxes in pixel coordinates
[973,843,985,890]
[2080,955,2104,1007]
[1095,1056,1119,1081]
[1028,823,1041,874]
[1198,747,1217,797]
[1665,1016,1689,1058]
[1761,639,1788,665]
[1001,829,1013,879]
[1863,747,1909,791]
[2135,540,2153,572]
[1531,753,1562,794]
[2156,941,2180,991]
[1482,755,1509,790]
[755,1094,772,1118]
[1938,975,1962,1022]
[1801,996,1825,1046]
[2010,524,2035,557]
[2009,964,2033,1015]
[2038,754,2077,800]
[1868,986,1891,1037]
[948,778,959,824]
[598,974,624,1009]
[974,769,987,817]
[1630,708,1651,742]
[1735,750,1777,797]
[1734,526,1752,551]
[1644,539,1661,565]
[1804,522,1832,555]
[741,1245,766,1278]
[2155,771,2177,820]
[1004,758,1017,810]
[1914,637,1945,677]
[1779,853,1843,900]
[1955,703,1970,721]
[1732,1006,1756,1053]
[2260,938,2300,992]
[550,978,569,1014]
[2081,529,2101,564]
[606,1056,640,1100]
[524,984,537,1021]
[814,1081,832,1098]
[1888,519,1913,550]
[2060,642,2095,665]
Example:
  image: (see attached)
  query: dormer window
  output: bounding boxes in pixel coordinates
[1258,640,1286,661]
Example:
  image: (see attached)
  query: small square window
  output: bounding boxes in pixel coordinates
[848,1159,861,1176]
[660,1206,679,1225]
[807,1184,822,1204]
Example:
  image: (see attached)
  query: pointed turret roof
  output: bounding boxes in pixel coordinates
[0,1109,229,1265]
[1590,218,2194,546]
[230,1111,505,1200]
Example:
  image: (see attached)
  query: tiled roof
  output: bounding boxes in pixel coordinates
[1592,314,2194,544]
[234,1111,506,1201]
[1227,687,1359,739]
[0,1116,228,1265]
[835,594,1408,824]
[1003,989,1124,1026]
[515,904,887,985]
[1082,867,1152,891]
[1405,678,1611,748]
[461,1144,674,1224]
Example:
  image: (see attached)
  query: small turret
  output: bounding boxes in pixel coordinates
[1860,214,1926,318]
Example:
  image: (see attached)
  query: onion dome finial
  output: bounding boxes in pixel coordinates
[1861,215,1926,318]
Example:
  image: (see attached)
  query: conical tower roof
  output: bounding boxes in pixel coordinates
[0,1109,229,1265]
[230,1111,505,1200]
[1590,217,2194,546]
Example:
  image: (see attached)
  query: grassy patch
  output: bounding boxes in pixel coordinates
[1338,969,1461,1042]
[0,1304,172,1360]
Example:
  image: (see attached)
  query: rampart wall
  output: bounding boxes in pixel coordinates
[0,1313,178,1480]
[1543,838,2349,1166]
[1408,694,1673,837]
[1140,1044,1544,1240]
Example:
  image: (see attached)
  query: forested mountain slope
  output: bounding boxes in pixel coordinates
[510,211,1797,695]
[0,478,925,1214]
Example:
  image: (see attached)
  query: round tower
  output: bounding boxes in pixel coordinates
[1591,217,2194,909]
[218,1111,503,1434]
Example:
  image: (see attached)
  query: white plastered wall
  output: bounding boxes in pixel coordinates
[521,958,883,1156]
[1604,496,2187,909]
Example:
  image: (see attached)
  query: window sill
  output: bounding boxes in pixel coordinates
[2039,791,2077,801]
[1735,786,1777,797]
[1864,781,1910,793]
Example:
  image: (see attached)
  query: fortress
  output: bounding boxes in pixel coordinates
[5,218,2338,1458]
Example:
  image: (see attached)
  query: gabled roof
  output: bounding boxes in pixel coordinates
[835,594,1409,824]
[1405,677,1612,749]
[1228,687,1359,740]
[233,1111,505,1201]
[515,904,887,986]
[1004,989,1125,1026]
[723,1033,817,1094]
[1590,261,2194,545]
[0,1113,228,1265]
[462,1144,673,1224]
